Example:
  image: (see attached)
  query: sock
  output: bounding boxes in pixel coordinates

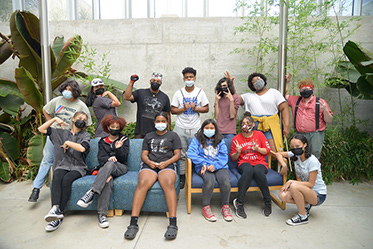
[130,216,138,226]
[169,217,177,227]
[299,213,307,219]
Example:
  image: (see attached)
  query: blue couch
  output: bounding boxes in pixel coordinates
[64,138,180,215]
[185,138,286,214]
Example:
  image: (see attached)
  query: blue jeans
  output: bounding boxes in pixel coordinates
[33,136,54,189]
[223,134,235,141]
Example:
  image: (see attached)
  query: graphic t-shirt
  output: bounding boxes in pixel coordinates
[92,96,117,138]
[230,131,270,168]
[132,89,170,136]
[43,96,92,129]
[171,86,209,129]
[142,131,182,163]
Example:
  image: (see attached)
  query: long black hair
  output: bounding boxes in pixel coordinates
[86,86,96,107]
[215,77,235,95]
[290,134,311,162]
[195,119,223,148]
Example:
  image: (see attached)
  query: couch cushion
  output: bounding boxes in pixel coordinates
[86,138,100,170]
[127,139,143,172]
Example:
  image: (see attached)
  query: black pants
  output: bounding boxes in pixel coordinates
[51,169,82,211]
[237,163,270,204]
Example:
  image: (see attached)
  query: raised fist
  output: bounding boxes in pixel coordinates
[130,74,139,83]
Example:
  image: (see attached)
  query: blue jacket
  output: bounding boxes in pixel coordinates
[187,137,228,173]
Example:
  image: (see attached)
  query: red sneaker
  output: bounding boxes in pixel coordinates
[202,205,216,222]
[222,205,233,221]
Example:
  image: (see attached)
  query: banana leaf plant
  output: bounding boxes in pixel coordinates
[326,41,373,100]
[0,11,83,182]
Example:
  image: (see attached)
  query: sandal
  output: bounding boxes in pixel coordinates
[124,225,139,240]
[164,225,178,240]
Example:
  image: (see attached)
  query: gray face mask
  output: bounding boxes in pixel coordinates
[253,79,265,91]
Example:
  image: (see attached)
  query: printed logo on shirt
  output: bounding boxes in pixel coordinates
[54,105,78,127]
[150,138,168,153]
[203,144,218,160]
[142,96,163,119]
[182,96,198,115]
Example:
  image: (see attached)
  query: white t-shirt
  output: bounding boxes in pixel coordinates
[241,88,286,116]
[288,152,327,195]
[171,86,209,129]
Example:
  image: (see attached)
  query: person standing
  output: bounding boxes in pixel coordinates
[285,77,333,159]
[171,67,209,189]
[123,72,171,138]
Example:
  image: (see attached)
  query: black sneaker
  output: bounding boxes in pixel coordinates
[233,198,247,219]
[77,189,94,208]
[305,204,312,217]
[263,202,272,217]
[286,214,309,226]
[45,218,63,232]
[28,188,40,202]
[98,214,109,228]
[179,174,185,189]
[44,205,64,222]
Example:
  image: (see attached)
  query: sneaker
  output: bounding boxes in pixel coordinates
[221,205,233,222]
[28,188,40,202]
[45,218,63,232]
[305,204,312,217]
[202,205,217,222]
[179,174,185,189]
[286,214,309,226]
[77,189,94,208]
[263,202,272,217]
[44,206,64,222]
[98,214,109,228]
[233,198,247,219]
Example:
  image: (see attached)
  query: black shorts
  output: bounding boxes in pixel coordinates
[139,162,177,176]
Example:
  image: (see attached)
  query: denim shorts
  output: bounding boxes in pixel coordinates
[140,162,177,176]
[314,190,327,206]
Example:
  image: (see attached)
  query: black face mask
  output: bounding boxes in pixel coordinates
[219,87,229,96]
[300,89,313,98]
[151,82,160,91]
[74,119,86,128]
[291,147,304,156]
[95,88,105,95]
[109,129,121,136]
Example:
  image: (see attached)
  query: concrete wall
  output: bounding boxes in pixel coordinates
[1,16,372,134]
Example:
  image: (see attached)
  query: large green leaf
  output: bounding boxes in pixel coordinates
[26,134,45,166]
[336,61,360,83]
[356,76,373,99]
[343,41,372,76]
[15,67,43,113]
[0,78,24,99]
[0,131,20,161]
[52,35,83,79]
[52,36,65,59]
[0,41,13,65]
[0,161,12,182]
[0,95,24,116]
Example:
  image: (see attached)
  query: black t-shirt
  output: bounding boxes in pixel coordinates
[142,131,182,163]
[132,88,171,136]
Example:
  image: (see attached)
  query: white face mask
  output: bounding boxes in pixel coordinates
[155,123,167,131]
[184,80,195,87]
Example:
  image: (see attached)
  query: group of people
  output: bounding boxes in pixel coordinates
[28,67,333,239]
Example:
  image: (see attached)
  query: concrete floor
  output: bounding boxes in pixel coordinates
[0,180,372,249]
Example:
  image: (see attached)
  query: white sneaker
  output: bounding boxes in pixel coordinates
[45,218,63,232]
[77,189,94,208]
[44,206,64,222]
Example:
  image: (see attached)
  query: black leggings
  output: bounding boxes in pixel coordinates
[51,169,82,211]
[237,163,270,204]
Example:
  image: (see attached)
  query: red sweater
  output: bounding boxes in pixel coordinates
[230,131,270,168]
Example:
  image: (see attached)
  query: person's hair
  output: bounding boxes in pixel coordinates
[86,87,96,107]
[240,112,255,127]
[247,73,267,92]
[101,115,127,133]
[195,119,223,148]
[215,77,235,95]
[297,79,315,89]
[58,78,81,99]
[182,67,197,77]
[290,134,311,162]
[154,111,169,122]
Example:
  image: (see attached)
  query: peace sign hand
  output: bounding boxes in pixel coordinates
[233,140,243,154]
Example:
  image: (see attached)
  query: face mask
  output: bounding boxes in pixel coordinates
[291,147,304,156]
[203,129,215,138]
[109,129,121,136]
[155,123,167,131]
[74,119,86,128]
[253,79,265,91]
[184,80,195,87]
[300,89,313,98]
[151,82,160,91]
[95,88,105,95]
[62,90,73,99]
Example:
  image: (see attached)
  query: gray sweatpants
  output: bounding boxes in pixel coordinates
[91,161,128,215]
